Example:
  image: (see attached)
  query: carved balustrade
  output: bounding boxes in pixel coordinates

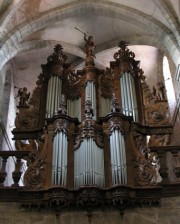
[150,146,180,184]
[0,151,30,187]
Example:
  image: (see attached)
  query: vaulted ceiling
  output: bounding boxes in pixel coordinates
[0,0,179,93]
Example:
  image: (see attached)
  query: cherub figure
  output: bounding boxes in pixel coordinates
[16,87,30,107]
[84,34,96,57]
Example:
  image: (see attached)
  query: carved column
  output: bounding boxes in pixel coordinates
[12,156,23,187]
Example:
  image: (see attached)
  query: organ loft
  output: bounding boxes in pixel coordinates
[0,35,179,223]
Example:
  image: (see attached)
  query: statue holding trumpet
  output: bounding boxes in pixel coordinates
[74,27,96,58]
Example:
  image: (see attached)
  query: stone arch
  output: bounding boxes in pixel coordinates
[0,0,179,71]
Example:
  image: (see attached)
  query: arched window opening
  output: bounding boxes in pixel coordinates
[163,56,176,117]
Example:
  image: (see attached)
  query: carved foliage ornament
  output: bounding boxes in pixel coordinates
[114,41,135,61]
[63,69,82,100]
[100,67,114,98]
[47,44,68,65]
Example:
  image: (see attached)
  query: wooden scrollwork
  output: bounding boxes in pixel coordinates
[131,133,160,186]
[24,130,48,189]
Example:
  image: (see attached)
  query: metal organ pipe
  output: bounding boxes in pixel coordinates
[67,98,81,121]
[74,138,105,188]
[46,76,62,118]
[110,130,127,185]
[120,72,138,121]
[52,131,68,186]
[101,97,111,116]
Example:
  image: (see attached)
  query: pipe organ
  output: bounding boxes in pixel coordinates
[13,41,161,201]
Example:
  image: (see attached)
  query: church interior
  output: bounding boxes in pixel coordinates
[0,0,180,223]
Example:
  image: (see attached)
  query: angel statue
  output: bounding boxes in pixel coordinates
[15,86,30,107]
[153,81,165,101]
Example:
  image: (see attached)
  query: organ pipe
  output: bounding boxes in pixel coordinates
[101,97,111,116]
[52,131,68,186]
[74,138,105,188]
[110,129,127,185]
[46,76,62,118]
[67,98,81,121]
[120,72,138,121]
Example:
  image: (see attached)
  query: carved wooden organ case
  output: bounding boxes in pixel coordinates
[12,42,170,211]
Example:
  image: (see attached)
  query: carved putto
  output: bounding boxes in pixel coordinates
[85,99,94,119]
[56,94,67,115]
[111,93,120,113]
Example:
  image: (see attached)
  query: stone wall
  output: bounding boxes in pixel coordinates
[0,197,180,224]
